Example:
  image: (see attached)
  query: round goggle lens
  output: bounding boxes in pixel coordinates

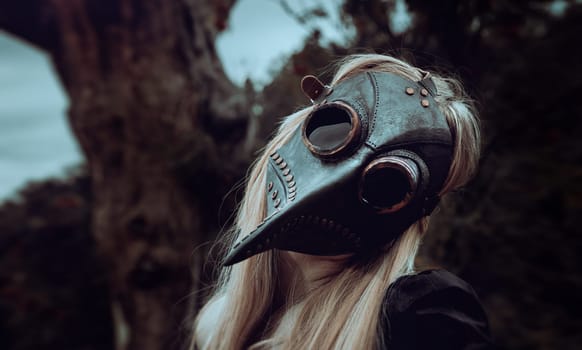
[360,156,420,213]
[303,102,360,157]
[306,106,352,151]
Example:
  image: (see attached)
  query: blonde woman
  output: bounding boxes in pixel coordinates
[193,54,494,349]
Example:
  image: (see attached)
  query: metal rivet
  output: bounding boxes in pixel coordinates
[246,250,252,256]
[279,161,287,169]
[405,87,415,95]
[274,198,281,207]
[321,218,328,226]
[420,88,429,97]
[287,180,296,188]
[267,181,273,191]
[271,190,278,199]
[289,186,296,193]
[285,174,294,182]
[327,220,335,230]
[271,153,280,160]
[289,196,295,202]
[421,99,429,107]
[270,151,278,157]
[275,157,283,165]
[282,168,290,176]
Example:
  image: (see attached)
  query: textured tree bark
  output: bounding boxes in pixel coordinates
[0,1,247,349]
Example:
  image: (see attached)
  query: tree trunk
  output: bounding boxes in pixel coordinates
[0,1,248,349]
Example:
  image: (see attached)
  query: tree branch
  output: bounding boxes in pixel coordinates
[0,0,59,50]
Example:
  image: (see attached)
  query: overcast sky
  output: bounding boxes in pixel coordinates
[0,34,80,202]
[0,0,356,203]
[217,0,352,86]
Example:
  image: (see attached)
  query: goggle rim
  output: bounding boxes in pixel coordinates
[359,156,420,214]
[301,101,362,159]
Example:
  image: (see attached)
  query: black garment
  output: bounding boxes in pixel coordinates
[381,269,495,350]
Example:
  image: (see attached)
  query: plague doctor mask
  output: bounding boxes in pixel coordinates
[224,71,453,266]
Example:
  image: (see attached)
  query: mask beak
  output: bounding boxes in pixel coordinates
[223,139,369,266]
[223,71,454,266]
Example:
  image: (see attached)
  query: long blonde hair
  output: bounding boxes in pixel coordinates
[193,54,481,350]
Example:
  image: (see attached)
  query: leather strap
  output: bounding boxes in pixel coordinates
[418,71,438,96]
[301,75,332,103]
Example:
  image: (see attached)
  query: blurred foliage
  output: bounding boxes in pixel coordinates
[0,168,112,350]
[1,0,581,349]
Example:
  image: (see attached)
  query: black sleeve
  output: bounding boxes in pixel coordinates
[382,269,496,350]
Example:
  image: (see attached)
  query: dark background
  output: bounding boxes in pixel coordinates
[0,1,581,349]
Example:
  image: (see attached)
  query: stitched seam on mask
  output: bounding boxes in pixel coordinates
[354,97,369,132]
[367,72,380,148]
[268,159,287,210]
[351,97,368,145]
[280,215,357,237]
[377,139,453,150]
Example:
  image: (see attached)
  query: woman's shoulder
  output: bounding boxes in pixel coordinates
[385,269,482,313]
[382,269,496,350]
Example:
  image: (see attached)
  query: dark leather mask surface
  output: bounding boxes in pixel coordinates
[224,72,453,266]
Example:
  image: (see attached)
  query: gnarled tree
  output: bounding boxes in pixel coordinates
[0,1,251,349]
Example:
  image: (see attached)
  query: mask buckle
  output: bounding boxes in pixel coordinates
[301,75,333,104]
[418,70,438,96]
